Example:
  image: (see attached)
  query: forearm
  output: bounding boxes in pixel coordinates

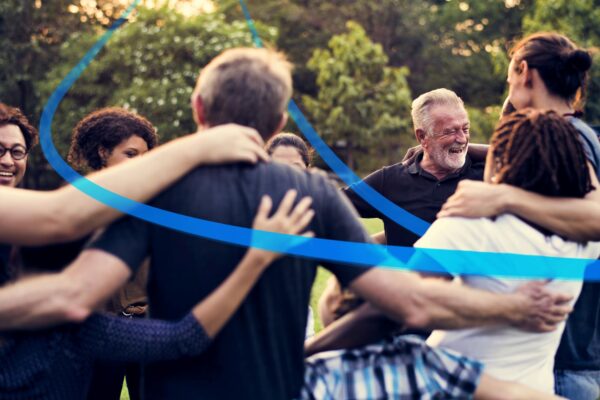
[192,250,270,337]
[0,273,89,330]
[0,134,205,245]
[351,269,521,330]
[84,313,211,363]
[305,302,398,357]
[0,250,130,330]
[504,185,600,241]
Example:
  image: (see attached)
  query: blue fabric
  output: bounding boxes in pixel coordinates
[0,313,209,400]
[555,369,600,400]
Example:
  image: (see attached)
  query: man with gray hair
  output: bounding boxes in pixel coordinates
[319,88,484,325]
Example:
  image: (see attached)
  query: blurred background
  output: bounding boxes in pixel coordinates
[1,0,598,189]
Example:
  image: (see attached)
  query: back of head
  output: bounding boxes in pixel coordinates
[411,88,465,134]
[0,103,38,150]
[265,132,312,167]
[511,32,593,104]
[195,48,293,141]
[490,109,592,198]
[68,107,158,171]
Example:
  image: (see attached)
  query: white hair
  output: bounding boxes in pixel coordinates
[411,88,465,135]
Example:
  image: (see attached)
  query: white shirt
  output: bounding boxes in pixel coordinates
[415,214,600,393]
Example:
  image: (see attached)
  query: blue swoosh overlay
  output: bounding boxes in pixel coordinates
[38,0,600,280]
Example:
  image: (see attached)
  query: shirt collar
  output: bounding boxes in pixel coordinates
[407,152,473,181]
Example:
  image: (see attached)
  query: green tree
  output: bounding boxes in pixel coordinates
[38,6,275,184]
[302,21,413,172]
[524,0,600,124]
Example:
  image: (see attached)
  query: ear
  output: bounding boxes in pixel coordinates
[519,60,534,88]
[191,92,206,127]
[415,128,428,146]
[272,112,288,136]
[98,147,110,167]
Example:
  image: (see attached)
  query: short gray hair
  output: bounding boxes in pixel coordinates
[411,88,465,135]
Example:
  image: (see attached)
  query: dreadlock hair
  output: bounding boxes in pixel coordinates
[490,109,593,198]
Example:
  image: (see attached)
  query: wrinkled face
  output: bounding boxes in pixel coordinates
[102,135,149,168]
[507,56,531,110]
[0,124,27,187]
[271,145,307,169]
[422,105,470,171]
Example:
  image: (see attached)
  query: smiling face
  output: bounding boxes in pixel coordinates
[421,104,470,172]
[0,124,27,187]
[101,135,149,168]
[271,145,308,169]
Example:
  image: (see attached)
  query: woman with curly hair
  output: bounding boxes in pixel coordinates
[67,107,159,400]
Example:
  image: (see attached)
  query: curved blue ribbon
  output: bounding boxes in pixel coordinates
[38,0,600,281]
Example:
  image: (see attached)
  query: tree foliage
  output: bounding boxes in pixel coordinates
[37,6,275,185]
[302,21,413,170]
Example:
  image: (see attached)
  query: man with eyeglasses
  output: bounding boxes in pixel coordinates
[0,103,37,189]
[0,103,38,284]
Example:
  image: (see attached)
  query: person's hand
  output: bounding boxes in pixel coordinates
[437,180,510,219]
[402,145,423,166]
[250,190,315,265]
[196,124,269,165]
[510,281,573,332]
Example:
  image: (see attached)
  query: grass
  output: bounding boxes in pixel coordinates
[119,218,384,399]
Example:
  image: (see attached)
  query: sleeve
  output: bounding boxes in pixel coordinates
[75,313,211,362]
[341,168,385,219]
[86,215,150,274]
[318,179,384,287]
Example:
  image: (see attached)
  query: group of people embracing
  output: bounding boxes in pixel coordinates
[0,30,599,400]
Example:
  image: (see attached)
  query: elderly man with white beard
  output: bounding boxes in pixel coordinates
[318,88,484,327]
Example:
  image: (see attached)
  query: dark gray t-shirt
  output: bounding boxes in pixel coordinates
[89,162,375,400]
[555,120,600,370]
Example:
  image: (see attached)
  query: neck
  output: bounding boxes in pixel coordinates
[420,153,460,180]
[531,91,574,115]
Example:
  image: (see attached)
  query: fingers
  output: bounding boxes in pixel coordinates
[289,196,313,224]
[241,126,265,146]
[274,189,298,218]
[293,209,315,235]
[254,195,273,225]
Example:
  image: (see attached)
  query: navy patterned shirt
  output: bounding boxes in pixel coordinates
[0,313,209,400]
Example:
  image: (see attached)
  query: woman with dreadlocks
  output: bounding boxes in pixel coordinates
[436,32,600,399]
[417,109,600,394]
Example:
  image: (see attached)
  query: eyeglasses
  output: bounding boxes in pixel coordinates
[0,144,28,160]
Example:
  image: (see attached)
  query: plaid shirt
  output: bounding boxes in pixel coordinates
[302,335,483,399]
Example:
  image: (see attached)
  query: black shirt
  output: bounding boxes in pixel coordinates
[89,162,374,400]
[343,154,484,247]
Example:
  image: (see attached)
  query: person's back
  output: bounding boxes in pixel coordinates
[417,109,600,393]
[90,161,371,399]
[422,214,598,392]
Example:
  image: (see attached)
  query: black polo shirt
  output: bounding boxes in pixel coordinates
[343,154,484,247]
[89,162,374,400]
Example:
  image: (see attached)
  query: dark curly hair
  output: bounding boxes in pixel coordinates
[265,132,313,167]
[491,109,593,198]
[510,33,593,106]
[0,103,38,150]
[68,107,158,171]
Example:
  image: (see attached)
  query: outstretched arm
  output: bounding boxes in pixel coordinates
[0,250,131,329]
[1,124,268,246]
[438,163,600,241]
[350,268,571,332]
[80,191,315,362]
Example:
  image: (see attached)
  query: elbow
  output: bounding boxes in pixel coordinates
[52,274,93,322]
[402,289,433,330]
